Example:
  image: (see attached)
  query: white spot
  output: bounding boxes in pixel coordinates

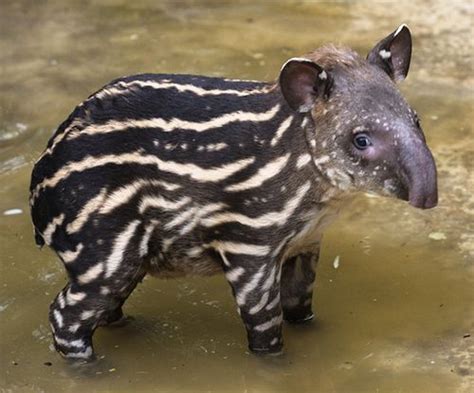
[80,310,95,320]
[68,323,80,333]
[3,208,23,216]
[318,70,327,80]
[100,286,110,295]
[428,232,447,241]
[379,49,391,59]
[313,155,330,166]
[296,154,311,169]
[333,255,340,269]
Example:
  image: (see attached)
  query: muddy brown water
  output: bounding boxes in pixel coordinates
[1,1,473,392]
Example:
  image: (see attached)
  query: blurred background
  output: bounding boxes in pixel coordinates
[1,1,472,392]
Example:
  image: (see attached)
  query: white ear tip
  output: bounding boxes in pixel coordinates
[280,57,314,72]
[394,23,409,37]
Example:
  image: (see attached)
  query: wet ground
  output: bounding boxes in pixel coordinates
[1,1,473,392]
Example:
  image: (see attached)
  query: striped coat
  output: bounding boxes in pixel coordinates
[30,25,432,360]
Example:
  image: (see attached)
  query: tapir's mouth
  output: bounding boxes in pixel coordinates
[386,177,437,210]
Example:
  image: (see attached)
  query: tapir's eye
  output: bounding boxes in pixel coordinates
[353,133,372,150]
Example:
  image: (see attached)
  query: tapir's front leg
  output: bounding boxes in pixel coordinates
[280,251,319,323]
[222,254,283,355]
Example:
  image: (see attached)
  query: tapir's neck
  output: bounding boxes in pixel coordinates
[248,82,344,207]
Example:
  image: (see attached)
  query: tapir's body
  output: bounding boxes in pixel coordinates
[30,26,438,360]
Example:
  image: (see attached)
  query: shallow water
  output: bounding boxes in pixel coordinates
[1,1,473,392]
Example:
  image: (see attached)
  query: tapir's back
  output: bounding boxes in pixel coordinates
[29,73,296,249]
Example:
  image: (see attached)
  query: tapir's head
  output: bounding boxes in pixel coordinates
[279,25,438,209]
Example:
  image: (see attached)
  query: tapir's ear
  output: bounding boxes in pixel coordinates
[367,24,412,82]
[279,57,332,113]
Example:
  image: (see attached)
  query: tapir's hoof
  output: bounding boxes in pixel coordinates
[284,312,314,324]
[249,345,284,357]
[101,314,134,328]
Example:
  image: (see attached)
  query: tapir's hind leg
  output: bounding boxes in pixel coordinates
[49,252,146,360]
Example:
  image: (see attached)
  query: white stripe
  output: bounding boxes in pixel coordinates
[271,231,295,258]
[63,347,93,359]
[67,104,281,140]
[57,292,66,309]
[164,206,198,230]
[42,214,65,245]
[32,153,255,199]
[225,266,246,282]
[96,80,271,100]
[58,243,84,264]
[270,116,293,146]
[176,203,226,235]
[34,118,86,164]
[53,310,64,328]
[249,292,270,315]
[296,153,311,169]
[105,220,141,278]
[208,241,270,257]
[66,290,87,306]
[225,154,290,192]
[139,220,159,257]
[254,314,283,332]
[54,337,85,349]
[100,179,181,214]
[139,195,191,214]
[81,310,95,320]
[202,181,310,229]
[265,294,280,311]
[181,203,226,234]
[77,262,104,284]
[66,188,107,234]
[280,57,314,72]
[236,265,266,306]
[187,247,204,258]
[261,265,277,291]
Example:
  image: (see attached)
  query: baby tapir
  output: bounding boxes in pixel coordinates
[30,25,437,360]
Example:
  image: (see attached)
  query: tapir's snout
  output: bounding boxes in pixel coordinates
[400,139,438,210]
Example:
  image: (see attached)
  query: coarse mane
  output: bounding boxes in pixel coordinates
[304,44,365,70]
